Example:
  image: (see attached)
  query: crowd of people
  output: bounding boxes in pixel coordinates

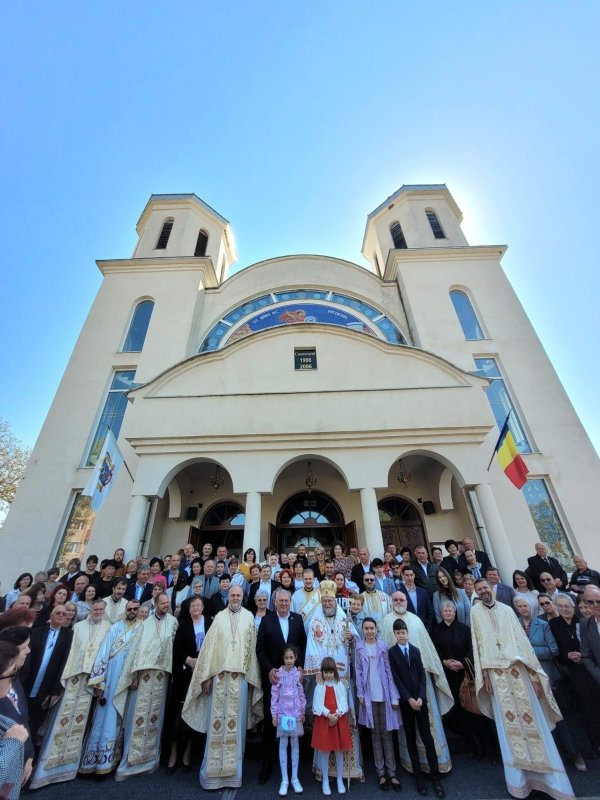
[0,536,599,800]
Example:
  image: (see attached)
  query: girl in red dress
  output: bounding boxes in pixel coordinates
[311,657,352,796]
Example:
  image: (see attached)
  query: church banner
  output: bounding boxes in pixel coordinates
[83,430,124,512]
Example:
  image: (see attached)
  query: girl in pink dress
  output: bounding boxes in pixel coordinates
[271,645,306,797]
[311,657,352,796]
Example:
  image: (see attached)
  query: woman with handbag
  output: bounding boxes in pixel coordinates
[431,602,497,760]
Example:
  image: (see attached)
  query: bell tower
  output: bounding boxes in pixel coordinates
[362,184,467,276]
[133,193,237,283]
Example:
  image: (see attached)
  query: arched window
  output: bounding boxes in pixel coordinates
[449,290,484,340]
[390,221,407,249]
[194,229,209,257]
[278,491,343,526]
[425,209,445,239]
[156,217,174,249]
[122,300,154,352]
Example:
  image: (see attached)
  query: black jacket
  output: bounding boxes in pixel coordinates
[125,580,154,603]
[389,642,427,705]
[21,624,73,701]
[399,583,435,632]
[350,562,373,592]
[0,677,34,760]
[247,580,281,613]
[526,554,568,592]
[256,611,307,674]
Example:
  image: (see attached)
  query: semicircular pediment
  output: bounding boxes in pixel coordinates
[199,287,407,353]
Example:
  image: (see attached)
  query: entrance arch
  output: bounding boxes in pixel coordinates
[378,496,426,552]
[189,501,246,555]
[275,491,353,553]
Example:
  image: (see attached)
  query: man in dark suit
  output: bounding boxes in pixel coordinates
[399,567,435,632]
[20,605,74,743]
[525,542,569,592]
[125,565,154,603]
[457,537,491,575]
[581,586,600,687]
[412,545,437,596]
[351,547,373,592]
[485,566,516,608]
[247,564,280,612]
[388,618,444,798]
[255,587,307,784]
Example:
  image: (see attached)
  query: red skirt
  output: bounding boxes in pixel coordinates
[311,686,352,752]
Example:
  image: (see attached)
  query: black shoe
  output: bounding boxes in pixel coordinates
[258,764,272,784]
[390,778,402,793]
[165,764,177,776]
[182,761,192,773]
[416,781,428,796]
[379,777,389,791]
[432,779,445,799]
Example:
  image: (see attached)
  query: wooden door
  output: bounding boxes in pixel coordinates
[343,521,358,551]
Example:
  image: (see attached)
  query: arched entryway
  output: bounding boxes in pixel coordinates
[378,496,426,552]
[189,501,246,554]
[272,491,356,553]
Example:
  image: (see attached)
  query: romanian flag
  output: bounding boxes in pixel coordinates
[494,420,529,489]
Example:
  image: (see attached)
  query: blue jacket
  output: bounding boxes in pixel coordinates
[521,615,560,685]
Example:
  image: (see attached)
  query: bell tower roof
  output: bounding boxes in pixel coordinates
[136,193,230,233]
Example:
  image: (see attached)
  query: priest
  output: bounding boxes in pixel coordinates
[29,599,111,788]
[115,592,178,780]
[381,591,453,775]
[80,599,143,775]
[291,567,321,629]
[182,585,263,790]
[471,578,574,800]
[305,580,363,783]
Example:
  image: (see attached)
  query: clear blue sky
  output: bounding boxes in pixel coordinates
[2,2,599,454]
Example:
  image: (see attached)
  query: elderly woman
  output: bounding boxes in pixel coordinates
[253,590,271,630]
[550,594,600,761]
[432,567,471,625]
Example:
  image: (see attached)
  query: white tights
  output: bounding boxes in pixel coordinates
[279,735,300,783]
[320,750,344,788]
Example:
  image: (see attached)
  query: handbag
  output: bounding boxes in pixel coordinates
[458,658,482,715]
[279,715,297,733]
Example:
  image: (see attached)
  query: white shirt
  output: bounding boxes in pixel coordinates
[406,586,418,611]
[277,613,290,642]
[30,626,60,698]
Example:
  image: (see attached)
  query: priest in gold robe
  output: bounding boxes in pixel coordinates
[115,592,178,781]
[182,585,263,790]
[381,591,453,774]
[30,599,112,788]
[471,578,574,800]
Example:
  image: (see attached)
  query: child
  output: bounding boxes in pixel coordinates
[311,657,352,796]
[271,645,306,796]
[388,619,445,798]
[355,617,401,791]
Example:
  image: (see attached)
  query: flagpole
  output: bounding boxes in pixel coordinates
[106,425,134,482]
[486,412,511,472]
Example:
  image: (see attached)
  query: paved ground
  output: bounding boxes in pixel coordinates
[24,735,600,800]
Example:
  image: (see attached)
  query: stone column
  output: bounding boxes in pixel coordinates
[359,487,383,557]
[474,482,514,583]
[121,494,150,560]
[243,491,262,556]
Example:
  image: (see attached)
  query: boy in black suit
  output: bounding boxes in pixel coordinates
[388,619,445,798]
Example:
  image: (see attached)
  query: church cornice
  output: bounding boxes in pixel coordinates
[96,256,219,286]
[383,245,507,281]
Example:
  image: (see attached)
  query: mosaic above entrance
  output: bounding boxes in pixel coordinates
[199,290,407,352]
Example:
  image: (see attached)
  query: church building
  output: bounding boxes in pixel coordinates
[2,184,597,584]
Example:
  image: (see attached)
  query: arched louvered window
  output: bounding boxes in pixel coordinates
[194,229,209,257]
[425,209,445,239]
[390,221,407,249]
[122,300,154,352]
[156,218,174,249]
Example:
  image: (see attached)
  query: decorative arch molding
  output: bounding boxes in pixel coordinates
[198,288,407,353]
[437,467,455,512]
[384,448,468,488]
[155,456,233,499]
[270,453,351,493]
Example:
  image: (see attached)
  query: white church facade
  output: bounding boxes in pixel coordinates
[2,184,598,584]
